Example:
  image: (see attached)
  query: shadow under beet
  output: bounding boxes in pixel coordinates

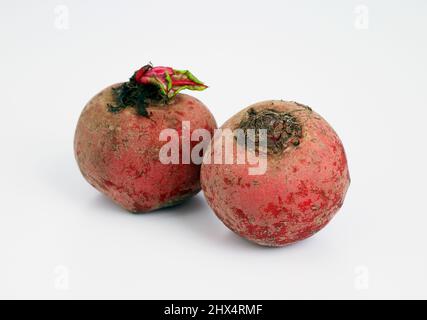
[41,149,312,251]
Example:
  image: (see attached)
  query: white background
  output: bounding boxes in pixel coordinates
[1,0,426,299]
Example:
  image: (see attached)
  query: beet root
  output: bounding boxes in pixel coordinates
[200,100,350,246]
[74,66,216,212]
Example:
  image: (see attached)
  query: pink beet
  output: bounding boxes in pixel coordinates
[201,100,350,246]
[74,65,217,212]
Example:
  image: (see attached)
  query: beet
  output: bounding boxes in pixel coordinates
[74,65,217,212]
[201,100,350,246]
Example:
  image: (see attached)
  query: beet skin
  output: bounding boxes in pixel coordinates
[75,86,216,213]
[200,100,350,246]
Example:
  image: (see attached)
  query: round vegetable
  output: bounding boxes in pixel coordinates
[201,100,350,246]
[74,65,217,212]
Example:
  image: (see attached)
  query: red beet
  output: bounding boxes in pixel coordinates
[200,100,350,246]
[74,65,216,212]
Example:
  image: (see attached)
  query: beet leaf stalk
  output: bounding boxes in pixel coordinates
[108,64,207,117]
